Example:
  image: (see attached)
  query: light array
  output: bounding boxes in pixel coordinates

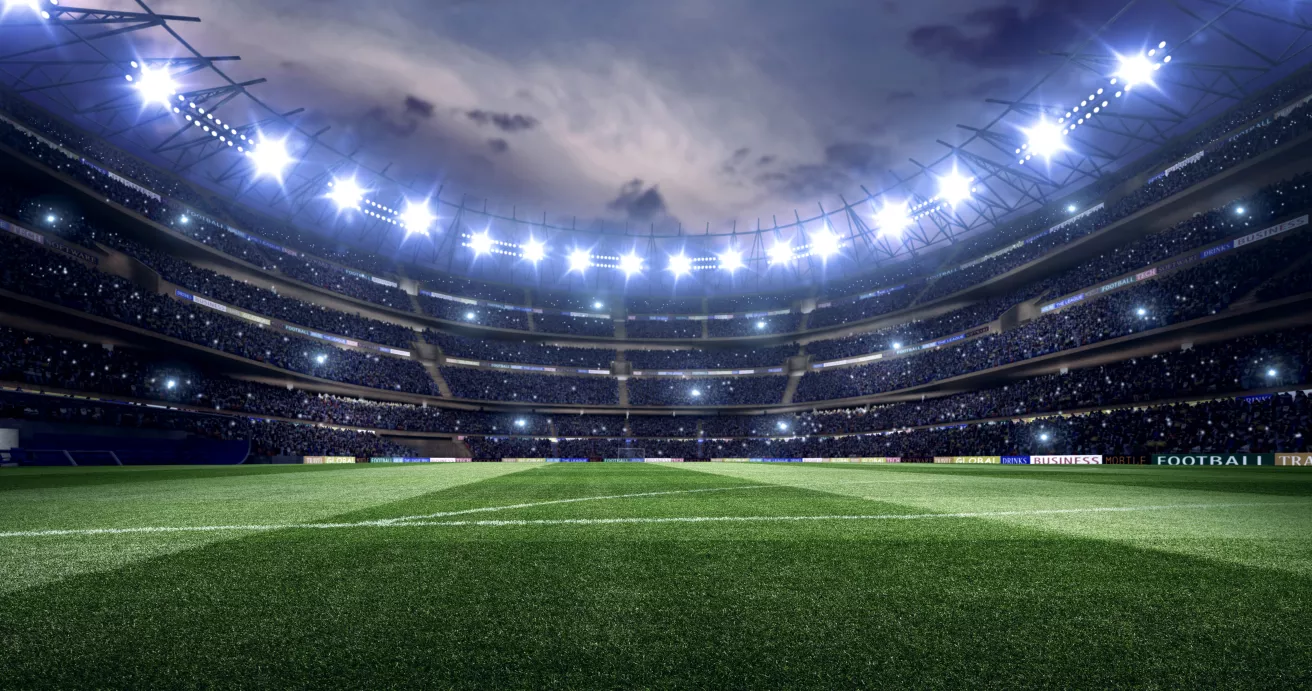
[91,25,1180,272]
[1017,41,1170,165]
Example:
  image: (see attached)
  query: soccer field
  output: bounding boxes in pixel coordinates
[1,463,1310,688]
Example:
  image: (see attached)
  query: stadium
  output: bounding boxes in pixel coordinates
[1,0,1311,686]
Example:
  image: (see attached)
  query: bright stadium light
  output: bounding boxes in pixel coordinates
[593,300,604,310]
[691,388,702,398]
[327,178,365,211]
[1116,53,1157,88]
[247,138,294,181]
[314,354,327,365]
[521,238,546,263]
[469,232,493,256]
[464,311,476,320]
[1040,432,1051,442]
[876,201,910,238]
[1023,118,1066,159]
[719,248,744,272]
[400,201,435,235]
[569,249,591,273]
[165,378,177,390]
[1067,204,1078,213]
[3,0,41,14]
[937,171,974,206]
[768,242,792,265]
[620,252,643,276]
[1267,368,1278,378]
[777,421,788,431]
[1136,307,1147,317]
[1235,206,1246,216]
[44,214,55,224]
[811,229,840,258]
[131,67,178,106]
[891,341,901,349]
[179,215,190,225]
[668,253,692,276]
[515,418,527,428]
[756,320,766,330]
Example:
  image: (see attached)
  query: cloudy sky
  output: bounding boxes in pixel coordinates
[137,0,1115,230]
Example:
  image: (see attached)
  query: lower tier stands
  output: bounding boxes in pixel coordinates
[627,376,788,406]
[533,313,615,337]
[423,330,615,368]
[625,320,703,339]
[625,344,798,370]
[418,295,530,330]
[439,367,618,405]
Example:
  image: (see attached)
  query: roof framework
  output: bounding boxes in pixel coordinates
[2,0,1312,296]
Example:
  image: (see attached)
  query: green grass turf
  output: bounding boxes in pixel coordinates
[1,463,1310,688]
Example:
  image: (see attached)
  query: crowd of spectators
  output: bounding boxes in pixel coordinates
[98,234,418,348]
[0,232,438,394]
[707,292,804,313]
[533,291,610,312]
[533,313,615,337]
[794,227,1312,402]
[627,376,788,406]
[412,268,524,303]
[418,295,530,330]
[707,313,802,337]
[624,344,797,370]
[624,296,704,314]
[439,367,618,404]
[423,330,614,368]
[806,287,918,329]
[625,319,703,339]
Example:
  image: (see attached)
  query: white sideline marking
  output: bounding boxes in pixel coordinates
[1,501,1301,539]
[0,485,772,539]
[394,502,1304,528]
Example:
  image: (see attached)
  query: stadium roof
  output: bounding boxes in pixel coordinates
[3,0,1312,295]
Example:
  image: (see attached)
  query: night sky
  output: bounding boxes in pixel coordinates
[135,0,1112,228]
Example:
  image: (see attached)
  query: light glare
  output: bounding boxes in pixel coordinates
[768,243,792,265]
[569,249,591,273]
[620,252,644,276]
[1116,53,1156,88]
[521,238,545,262]
[400,201,435,235]
[719,248,744,272]
[1023,119,1066,159]
[876,202,910,238]
[133,67,178,106]
[469,232,493,256]
[248,138,294,181]
[327,178,365,210]
[937,171,974,206]
[811,229,840,258]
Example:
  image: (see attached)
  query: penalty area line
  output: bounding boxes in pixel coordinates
[0,501,1302,539]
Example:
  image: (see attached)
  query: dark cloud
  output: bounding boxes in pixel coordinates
[487,138,509,154]
[403,95,436,119]
[607,179,668,220]
[907,0,1091,68]
[754,141,892,201]
[463,109,540,133]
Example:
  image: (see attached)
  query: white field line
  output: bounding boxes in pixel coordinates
[0,501,1302,539]
[0,485,770,539]
[392,502,1305,528]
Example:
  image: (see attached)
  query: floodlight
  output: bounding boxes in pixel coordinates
[165,378,177,390]
[768,242,792,265]
[756,321,766,330]
[179,215,190,224]
[44,214,55,224]
[1136,307,1147,317]
[891,341,901,349]
[131,67,178,107]
[3,0,40,14]
[1023,118,1066,159]
[247,138,294,181]
[593,300,604,310]
[327,178,365,211]
[1267,368,1278,377]
[569,249,591,273]
[400,201,435,235]
[668,253,692,276]
[521,238,545,262]
[719,248,744,272]
[315,354,327,365]
[811,229,840,258]
[465,311,476,320]
[620,252,643,276]
[1067,204,1078,213]
[515,419,527,428]
[469,232,493,256]
[937,171,974,206]
[777,421,788,431]
[691,388,702,398]
[876,201,910,238]
[1116,53,1156,88]
[1235,206,1246,216]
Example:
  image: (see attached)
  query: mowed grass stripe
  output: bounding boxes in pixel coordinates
[0,463,541,594]
[1,464,1309,688]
